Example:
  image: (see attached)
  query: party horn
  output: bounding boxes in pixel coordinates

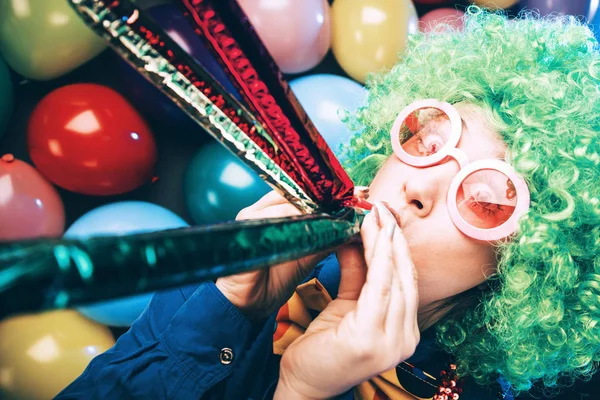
[68,0,314,212]
[0,211,363,319]
[68,0,355,213]
[179,0,354,209]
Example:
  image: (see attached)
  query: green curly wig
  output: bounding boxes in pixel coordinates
[342,5,600,394]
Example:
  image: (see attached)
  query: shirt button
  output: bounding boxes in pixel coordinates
[219,348,234,365]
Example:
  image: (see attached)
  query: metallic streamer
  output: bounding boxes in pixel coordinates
[180,0,355,210]
[0,210,364,319]
[68,0,318,213]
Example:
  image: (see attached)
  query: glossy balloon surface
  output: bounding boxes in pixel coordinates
[27,84,157,196]
[473,0,519,9]
[419,8,465,32]
[65,201,188,327]
[0,310,115,400]
[0,0,106,80]
[237,0,331,74]
[0,154,65,240]
[331,0,413,83]
[518,0,591,16]
[289,74,367,155]
[184,142,270,224]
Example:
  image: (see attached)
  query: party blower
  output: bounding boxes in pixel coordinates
[0,0,372,319]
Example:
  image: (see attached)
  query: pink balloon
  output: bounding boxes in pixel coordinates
[419,8,465,33]
[237,0,331,74]
[0,154,65,240]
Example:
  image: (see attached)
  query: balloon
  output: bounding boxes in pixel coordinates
[473,0,518,9]
[237,0,331,74]
[407,1,419,35]
[0,0,106,81]
[0,55,12,138]
[0,310,115,400]
[184,142,270,224]
[589,2,600,39]
[28,83,157,196]
[517,0,591,16]
[289,74,367,154]
[117,3,240,125]
[0,154,65,240]
[414,0,448,4]
[419,9,466,33]
[65,201,188,327]
[331,0,413,83]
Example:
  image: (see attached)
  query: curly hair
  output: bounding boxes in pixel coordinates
[341,6,600,394]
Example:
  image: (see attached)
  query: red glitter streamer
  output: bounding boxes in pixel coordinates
[180,0,354,208]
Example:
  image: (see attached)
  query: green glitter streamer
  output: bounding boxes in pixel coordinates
[0,210,365,318]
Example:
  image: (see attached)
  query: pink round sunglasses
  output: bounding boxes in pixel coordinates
[390,99,530,241]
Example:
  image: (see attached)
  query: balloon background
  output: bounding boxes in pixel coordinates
[1,0,599,398]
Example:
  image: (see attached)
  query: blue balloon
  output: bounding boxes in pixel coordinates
[589,2,600,40]
[289,74,367,156]
[65,201,188,327]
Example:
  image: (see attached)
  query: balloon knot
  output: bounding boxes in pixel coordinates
[1,154,15,163]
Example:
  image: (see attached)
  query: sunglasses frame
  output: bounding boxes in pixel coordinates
[390,99,530,241]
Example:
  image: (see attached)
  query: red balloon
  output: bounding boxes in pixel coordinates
[28,84,157,196]
[420,8,465,32]
[0,154,65,240]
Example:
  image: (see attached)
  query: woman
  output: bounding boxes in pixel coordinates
[58,7,600,399]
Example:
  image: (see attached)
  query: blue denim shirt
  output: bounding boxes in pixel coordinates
[56,255,511,400]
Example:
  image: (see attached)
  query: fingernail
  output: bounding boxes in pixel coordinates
[371,203,381,227]
[386,221,396,238]
[374,201,396,237]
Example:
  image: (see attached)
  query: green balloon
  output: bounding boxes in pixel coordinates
[0,55,12,138]
[184,142,271,224]
[0,0,106,80]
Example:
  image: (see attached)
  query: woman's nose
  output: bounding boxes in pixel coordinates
[404,164,456,218]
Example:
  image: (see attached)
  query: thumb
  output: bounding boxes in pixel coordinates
[336,244,367,300]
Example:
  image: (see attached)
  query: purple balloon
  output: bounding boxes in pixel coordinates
[117,4,240,125]
[519,0,593,18]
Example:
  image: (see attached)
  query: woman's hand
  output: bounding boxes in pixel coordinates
[215,188,369,320]
[274,201,420,400]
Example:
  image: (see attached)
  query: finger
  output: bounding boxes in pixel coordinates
[237,203,300,221]
[269,249,331,291]
[385,224,419,343]
[355,202,396,328]
[239,190,287,215]
[354,186,370,200]
[336,243,367,300]
[361,206,381,264]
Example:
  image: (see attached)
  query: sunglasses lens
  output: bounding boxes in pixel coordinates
[398,107,453,157]
[455,169,518,229]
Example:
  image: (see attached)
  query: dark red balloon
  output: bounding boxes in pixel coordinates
[0,154,65,240]
[28,83,157,196]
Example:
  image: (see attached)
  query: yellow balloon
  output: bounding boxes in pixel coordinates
[331,0,412,83]
[0,310,115,400]
[472,0,518,9]
[0,0,106,80]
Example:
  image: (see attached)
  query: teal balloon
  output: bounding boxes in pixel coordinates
[0,55,13,139]
[184,142,270,224]
[65,201,188,326]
